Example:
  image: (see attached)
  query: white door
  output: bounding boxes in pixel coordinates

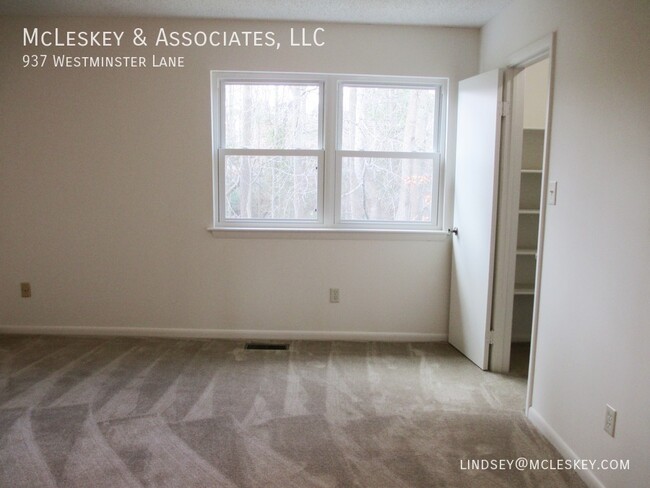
[448,70,503,370]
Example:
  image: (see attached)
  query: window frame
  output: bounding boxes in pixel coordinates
[214,74,325,227]
[335,81,443,229]
[210,71,447,232]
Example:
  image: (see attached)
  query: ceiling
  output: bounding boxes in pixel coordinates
[0,0,513,27]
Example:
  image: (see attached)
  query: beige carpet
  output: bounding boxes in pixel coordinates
[0,334,584,487]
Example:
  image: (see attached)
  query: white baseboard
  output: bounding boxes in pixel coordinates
[0,324,447,343]
[527,407,607,488]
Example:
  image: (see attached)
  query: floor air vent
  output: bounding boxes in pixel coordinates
[244,342,289,351]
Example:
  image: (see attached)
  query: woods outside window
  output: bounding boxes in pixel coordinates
[212,72,445,231]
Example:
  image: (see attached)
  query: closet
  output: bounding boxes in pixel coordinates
[448,49,553,373]
[510,59,548,344]
[512,129,543,341]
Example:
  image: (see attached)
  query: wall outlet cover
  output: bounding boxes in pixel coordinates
[329,288,340,303]
[20,282,31,298]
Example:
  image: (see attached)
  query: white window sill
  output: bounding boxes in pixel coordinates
[207,227,449,241]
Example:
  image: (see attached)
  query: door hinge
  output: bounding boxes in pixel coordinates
[488,330,495,344]
[499,101,511,118]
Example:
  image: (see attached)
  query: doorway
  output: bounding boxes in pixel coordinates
[447,34,556,414]
[490,35,556,415]
[509,58,549,379]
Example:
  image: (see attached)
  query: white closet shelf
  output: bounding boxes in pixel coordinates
[521,169,543,174]
[516,249,537,256]
[514,287,535,295]
[519,209,540,215]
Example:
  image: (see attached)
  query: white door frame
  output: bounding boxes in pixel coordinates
[488,33,556,415]
[489,66,524,373]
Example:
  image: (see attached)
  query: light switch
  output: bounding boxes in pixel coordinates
[548,181,557,205]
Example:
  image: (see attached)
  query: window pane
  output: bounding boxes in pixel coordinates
[224,83,320,149]
[341,86,436,152]
[340,157,434,222]
[225,155,318,220]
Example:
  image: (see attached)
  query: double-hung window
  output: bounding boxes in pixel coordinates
[211,72,445,233]
[216,76,324,224]
[337,83,441,228]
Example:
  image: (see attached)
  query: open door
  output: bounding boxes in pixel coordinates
[448,69,503,370]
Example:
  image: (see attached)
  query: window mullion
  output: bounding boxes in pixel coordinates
[336,150,437,159]
[220,149,322,157]
[323,77,338,227]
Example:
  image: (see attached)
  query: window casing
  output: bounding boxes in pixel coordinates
[211,72,446,232]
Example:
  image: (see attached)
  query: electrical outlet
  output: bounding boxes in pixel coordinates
[329,288,340,303]
[20,282,31,298]
[604,404,617,437]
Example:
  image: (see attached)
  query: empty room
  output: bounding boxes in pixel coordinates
[0,1,648,487]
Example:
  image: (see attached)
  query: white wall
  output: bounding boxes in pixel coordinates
[0,16,479,340]
[482,1,650,486]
